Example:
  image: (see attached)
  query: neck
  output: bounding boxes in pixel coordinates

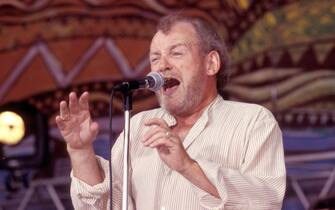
[174,91,217,127]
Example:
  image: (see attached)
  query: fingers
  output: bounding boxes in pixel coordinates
[90,121,99,139]
[56,91,90,130]
[144,118,169,128]
[58,92,89,117]
[69,92,80,114]
[143,131,175,148]
[60,101,70,120]
[143,118,177,148]
[56,100,71,133]
[149,137,175,148]
[143,129,168,147]
[79,92,89,111]
[55,115,66,130]
[142,126,165,142]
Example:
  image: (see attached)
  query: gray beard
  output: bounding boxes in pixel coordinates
[157,76,204,116]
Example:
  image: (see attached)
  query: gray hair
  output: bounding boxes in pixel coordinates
[156,13,230,94]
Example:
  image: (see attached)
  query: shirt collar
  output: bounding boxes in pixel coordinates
[161,94,223,127]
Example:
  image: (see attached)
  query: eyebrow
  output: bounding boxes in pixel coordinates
[150,42,191,57]
[170,43,190,51]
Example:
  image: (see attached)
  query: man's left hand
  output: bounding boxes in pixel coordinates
[142,118,195,173]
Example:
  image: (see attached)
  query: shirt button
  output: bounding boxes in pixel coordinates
[163,165,171,175]
[166,169,172,176]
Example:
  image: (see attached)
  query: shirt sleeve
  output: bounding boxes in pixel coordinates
[70,156,110,209]
[191,108,286,210]
[70,135,136,210]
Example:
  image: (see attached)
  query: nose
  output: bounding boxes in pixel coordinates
[158,56,172,73]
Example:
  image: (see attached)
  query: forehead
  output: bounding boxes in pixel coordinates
[150,22,199,52]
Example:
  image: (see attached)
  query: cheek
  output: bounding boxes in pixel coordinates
[181,55,203,70]
[150,63,159,72]
[173,58,195,75]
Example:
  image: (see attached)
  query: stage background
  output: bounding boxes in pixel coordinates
[0,0,334,209]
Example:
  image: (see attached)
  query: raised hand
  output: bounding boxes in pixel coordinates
[55,92,99,153]
[56,92,103,185]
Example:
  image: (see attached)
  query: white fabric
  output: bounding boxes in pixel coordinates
[70,95,286,210]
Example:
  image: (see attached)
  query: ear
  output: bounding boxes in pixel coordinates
[205,51,220,76]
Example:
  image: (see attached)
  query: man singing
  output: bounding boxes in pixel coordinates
[56,14,286,210]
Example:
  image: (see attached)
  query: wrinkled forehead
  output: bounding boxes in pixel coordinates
[150,22,199,52]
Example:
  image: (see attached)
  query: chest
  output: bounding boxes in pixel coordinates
[171,125,192,141]
[130,125,246,209]
[132,123,246,176]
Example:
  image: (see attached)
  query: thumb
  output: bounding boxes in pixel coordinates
[90,121,99,139]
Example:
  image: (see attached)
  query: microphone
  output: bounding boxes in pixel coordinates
[113,72,164,92]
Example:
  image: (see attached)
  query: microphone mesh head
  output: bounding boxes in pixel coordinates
[147,72,164,91]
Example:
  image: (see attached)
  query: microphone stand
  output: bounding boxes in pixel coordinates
[121,88,132,210]
[111,73,163,209]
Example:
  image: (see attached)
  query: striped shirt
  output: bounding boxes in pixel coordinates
[70,95,286,210]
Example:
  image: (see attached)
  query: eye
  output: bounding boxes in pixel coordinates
[170,45,188,57]
[171,50,184,57]
[150,57,159,63]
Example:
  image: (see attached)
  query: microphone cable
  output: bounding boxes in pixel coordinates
[109,88,115,210]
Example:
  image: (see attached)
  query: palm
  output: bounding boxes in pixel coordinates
[56,92,98,151]
[61,111,93,149]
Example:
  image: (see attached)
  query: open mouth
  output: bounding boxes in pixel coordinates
[163,78,180,91]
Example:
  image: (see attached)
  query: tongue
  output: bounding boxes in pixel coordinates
[164,78,180,89]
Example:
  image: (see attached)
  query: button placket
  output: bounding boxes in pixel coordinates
[160,163,173,209]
